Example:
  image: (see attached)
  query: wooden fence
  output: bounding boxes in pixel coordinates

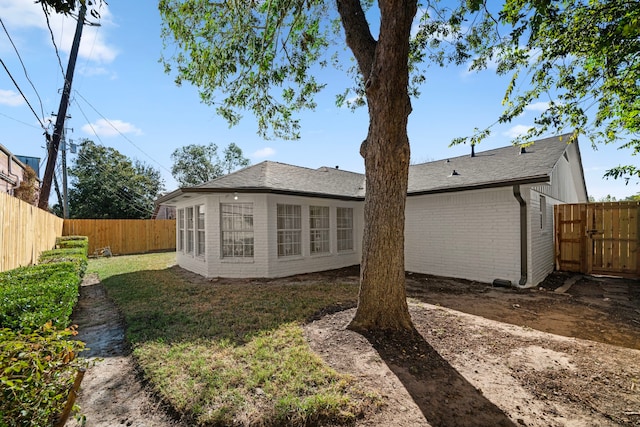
[0,191,63,272]
[62,219,176,256]
[555,201,640,278]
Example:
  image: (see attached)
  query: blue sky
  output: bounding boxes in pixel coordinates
[0,0,637,202]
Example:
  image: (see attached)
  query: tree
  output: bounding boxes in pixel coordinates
[171,142,250,187]
[158,0,480,332]
[68,140,164,219]
[13,166,39,206]
[455,1,640,181]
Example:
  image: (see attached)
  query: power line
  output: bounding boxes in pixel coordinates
[0,58,48,131]
[0,17,46,120]
[40,1,66,80]
[73,90,173,174]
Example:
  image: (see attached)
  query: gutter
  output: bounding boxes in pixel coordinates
[512,185,528,286]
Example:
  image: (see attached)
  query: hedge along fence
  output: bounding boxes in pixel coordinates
[0,236,89,427]
[63,219,176,256]
[0,191,63,273]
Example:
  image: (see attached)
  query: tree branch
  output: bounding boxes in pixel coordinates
[336,0,377,79]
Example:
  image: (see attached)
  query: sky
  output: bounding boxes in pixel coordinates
[0,0,637,204]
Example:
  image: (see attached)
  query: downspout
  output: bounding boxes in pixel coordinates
[513,185,528,286]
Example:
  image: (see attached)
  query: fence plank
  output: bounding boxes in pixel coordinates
[0,192,63,272]
[556,201,640,278]
[62,219,176,255]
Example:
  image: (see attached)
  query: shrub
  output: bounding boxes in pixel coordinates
[56,236,89,255]
[0,323,87,427]
[0,262,80,331]
[39,248,88,277]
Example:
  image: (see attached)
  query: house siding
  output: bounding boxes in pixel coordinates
[405,187,522,285]
[174,193,362,278]
[175,195,209,277]
[528,188,560,286]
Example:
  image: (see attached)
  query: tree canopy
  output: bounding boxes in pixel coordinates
[171,142,250,187]
[68,140,164,219]
[453,0,640,181]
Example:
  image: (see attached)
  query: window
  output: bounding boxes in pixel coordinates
[277,204,301,257]
[540,195,547,230]
[337,207,354,252]
[309,206,330,254]
[177,208,185,252]
[221,203,254,258]
[196,205,206,256]
[186,207,194,254]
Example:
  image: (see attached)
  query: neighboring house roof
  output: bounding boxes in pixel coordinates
[158,134,585,204]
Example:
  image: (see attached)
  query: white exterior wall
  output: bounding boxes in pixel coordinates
[265,194,363,278]
[405,187,522,285]
[527,187,559,286]
[175,193,362,278]
[174,195,209,277]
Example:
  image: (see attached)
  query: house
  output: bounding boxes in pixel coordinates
[0,143,37,195]
[157,134,588,287]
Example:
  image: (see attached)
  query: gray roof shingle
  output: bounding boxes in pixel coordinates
[159,134,578,203]
[408,134,574,194]
[192,161,366,199]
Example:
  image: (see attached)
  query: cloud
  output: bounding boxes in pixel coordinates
[503,124,533,138]
[0,89,24,106]
[0,0,118,64]
[82,118,142,137]
[525,101,550,112]
[253,147,275,158]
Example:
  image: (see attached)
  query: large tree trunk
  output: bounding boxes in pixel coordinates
[338,0,417,332]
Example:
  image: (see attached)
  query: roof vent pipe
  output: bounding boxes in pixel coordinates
[520,146,527,154]
[449,170,459,176]
[471,144,475,157]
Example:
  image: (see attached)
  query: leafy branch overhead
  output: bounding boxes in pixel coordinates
[451,1,640,181]
[159,0,332,140]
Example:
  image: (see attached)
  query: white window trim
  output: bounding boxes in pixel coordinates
[337,207,354,253]
[221,203,254,259]
[310,206,330,255]
[277,204,302,258]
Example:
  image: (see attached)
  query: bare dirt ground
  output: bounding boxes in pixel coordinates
[70,267,640,426]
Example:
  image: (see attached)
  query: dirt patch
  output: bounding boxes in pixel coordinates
[70,268,640,426]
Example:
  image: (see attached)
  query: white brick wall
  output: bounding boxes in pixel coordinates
[175,193,362,278]
[405,188,522,285]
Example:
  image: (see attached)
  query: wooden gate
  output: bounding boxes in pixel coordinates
[555,201,640,277]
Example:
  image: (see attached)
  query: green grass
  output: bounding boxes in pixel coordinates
[87,253,378,426]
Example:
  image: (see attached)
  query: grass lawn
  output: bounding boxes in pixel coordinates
[88,252,378,426]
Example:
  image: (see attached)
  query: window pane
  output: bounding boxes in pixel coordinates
[277,204,302,257]
[337,208,354,252]
[310,206,330,254]
[220,203,254,258]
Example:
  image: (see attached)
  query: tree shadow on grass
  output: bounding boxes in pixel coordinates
[362,328,516,427]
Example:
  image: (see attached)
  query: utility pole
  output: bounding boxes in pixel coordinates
[38,3,86,210]
[62,133,70,218]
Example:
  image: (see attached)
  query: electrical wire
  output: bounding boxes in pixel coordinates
[0,17,46,120]
[40,1,66,80]
[0,58,48,131]
[73,90,173,174]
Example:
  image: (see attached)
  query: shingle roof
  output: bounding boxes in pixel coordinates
[190,161,366,199]
[158,134,579,204]
[408,134,574,194]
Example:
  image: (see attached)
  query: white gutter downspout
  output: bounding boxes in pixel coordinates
[513,185,528,286]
